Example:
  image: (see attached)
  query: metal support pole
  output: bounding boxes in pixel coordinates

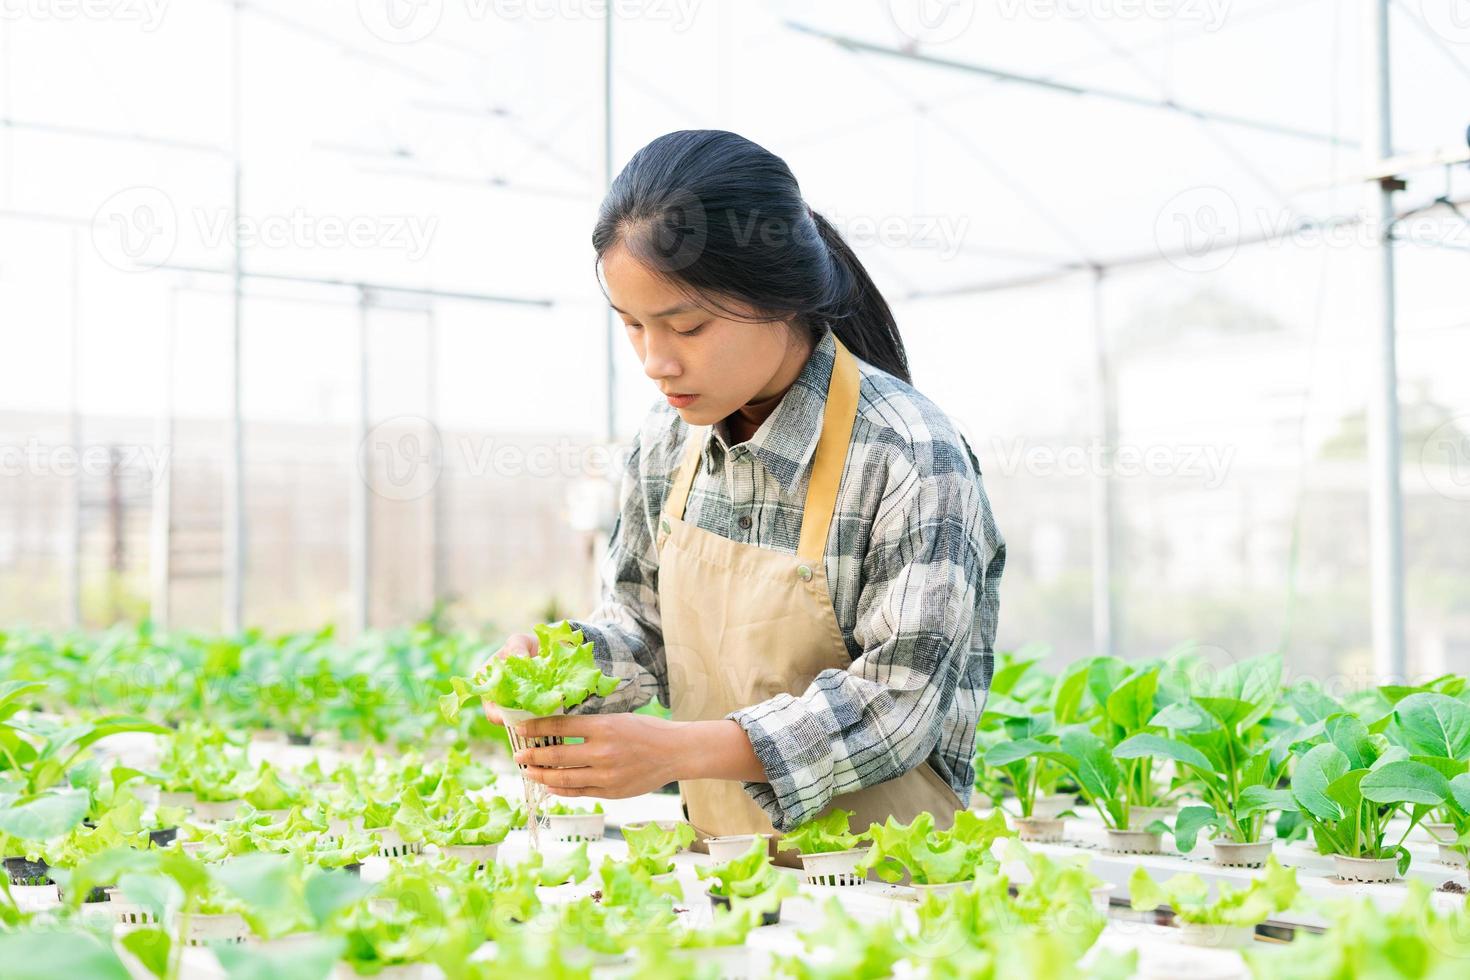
[63,230,82,629]
[1363,0,1407,683]
[1089,268,1117,658]
[150,288,177,629]
[350,288,372,635]
[426,309,444,608]
[603,6,617,443]
[222,0,245,633]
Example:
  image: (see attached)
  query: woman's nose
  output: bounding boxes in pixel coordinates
[641,331,680,382]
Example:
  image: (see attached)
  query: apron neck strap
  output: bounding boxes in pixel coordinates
[663,335,861,561]
[797,336,858,559]
[664,425,705,526]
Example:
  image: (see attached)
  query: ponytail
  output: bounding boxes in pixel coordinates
[593,130,913,385]
[807,207,911,384]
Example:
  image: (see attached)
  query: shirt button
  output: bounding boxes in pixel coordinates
[796,564,812,581]
[738,516,752,530]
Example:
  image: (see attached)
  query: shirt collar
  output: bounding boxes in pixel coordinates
[705,327,838,496]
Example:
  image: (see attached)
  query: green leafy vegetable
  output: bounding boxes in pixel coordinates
[779,808,866,855]
[1129,855,1299,926]
[857,809,1013,885]
[695,837,796,916]
[621,820,695,876]
[439,622,621,721]
[1287,731,1450,867]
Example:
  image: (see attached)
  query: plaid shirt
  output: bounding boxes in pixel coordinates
[567,328,1006,830]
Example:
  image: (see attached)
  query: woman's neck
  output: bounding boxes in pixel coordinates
[723,332,814,444]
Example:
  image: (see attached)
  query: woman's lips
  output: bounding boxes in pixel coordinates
[666,393,698,408]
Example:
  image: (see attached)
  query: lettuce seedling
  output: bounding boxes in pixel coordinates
[1128,855,1299,926]
[524,841,592,886]
[1242,879,1470,978]
[621,820,695,876]
[695,837,796,917]
[857,809,1013,885]
[439,622,621,721]
[238,761,304,812]
[899,864,1119,977]
[435,795,523,848]
[778,808,866,855]
[769,897,904,980]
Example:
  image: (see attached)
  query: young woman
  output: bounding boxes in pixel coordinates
[487,130,1006,855]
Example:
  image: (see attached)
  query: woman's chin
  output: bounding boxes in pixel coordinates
[673,402,722,425]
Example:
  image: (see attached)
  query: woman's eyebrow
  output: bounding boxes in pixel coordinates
[609,301,699,318]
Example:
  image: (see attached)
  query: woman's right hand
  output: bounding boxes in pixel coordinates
[480,632,538,727]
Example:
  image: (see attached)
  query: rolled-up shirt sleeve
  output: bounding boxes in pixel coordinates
[563,433,667,714]
[726,445,991,830]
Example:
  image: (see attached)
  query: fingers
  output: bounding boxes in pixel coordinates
[518,714,594,739]
[477,632,538,674]
[497,632,538,660]
[524,765,599,790]
[514,743,584,768]
[481,700,504,726]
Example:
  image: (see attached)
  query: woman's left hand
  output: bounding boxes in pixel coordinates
[513,713,682,799]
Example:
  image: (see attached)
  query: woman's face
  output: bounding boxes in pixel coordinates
[602,243,806,426]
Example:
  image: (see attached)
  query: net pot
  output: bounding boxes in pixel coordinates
[797,847,869,887]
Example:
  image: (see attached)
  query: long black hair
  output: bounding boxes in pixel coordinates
[592,129,911,384]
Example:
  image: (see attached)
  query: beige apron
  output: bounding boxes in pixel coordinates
[655,335,964,867]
